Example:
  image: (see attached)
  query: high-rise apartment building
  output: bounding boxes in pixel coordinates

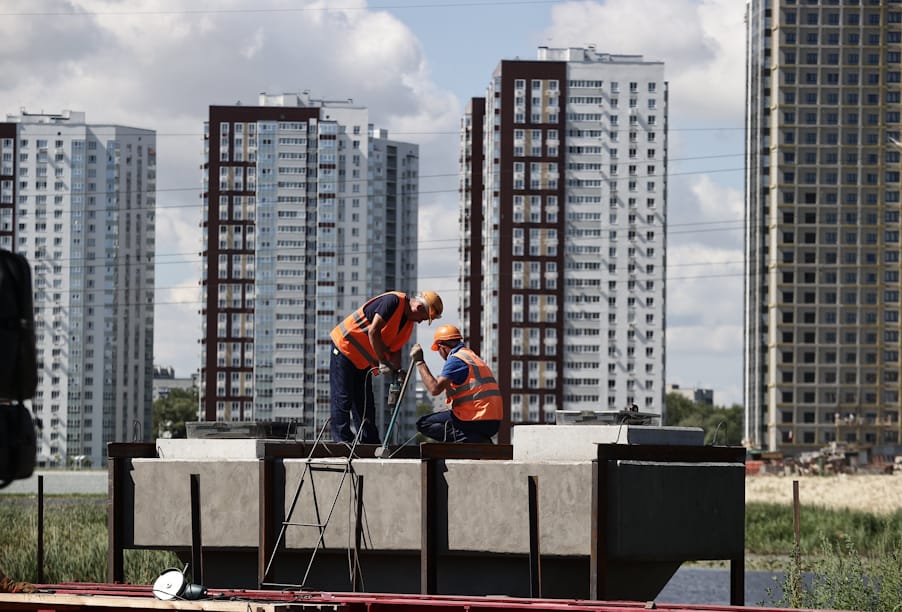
[0,110,156,467]
[745,1,902,452]
[461,47,668,441]
[200,93,419,439]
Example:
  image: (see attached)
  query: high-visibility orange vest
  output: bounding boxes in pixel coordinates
[330,292,415,371]
[445,347,503,422]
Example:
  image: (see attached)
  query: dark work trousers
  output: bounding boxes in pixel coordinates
[329,345,381,444]
[416,410,499,443]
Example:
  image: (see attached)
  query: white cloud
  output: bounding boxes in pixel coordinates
[692,173,743,222]
[1,0,751,404]
[541,0,748,403]
[0,0,460,378]
[154,283,202,375]
[667,242,743,404]
[544,0,746,122]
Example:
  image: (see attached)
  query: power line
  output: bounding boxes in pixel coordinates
[30,253,747,300]
[17,127,745,137]
[1,0,569,18]
[11,163,745,217]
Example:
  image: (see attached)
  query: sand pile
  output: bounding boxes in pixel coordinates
[746,473,902,515]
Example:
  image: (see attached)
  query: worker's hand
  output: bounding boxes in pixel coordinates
[410,343,424,363]
[378,362,393,377]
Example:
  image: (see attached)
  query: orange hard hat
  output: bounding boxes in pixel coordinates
[418,291,443,323]
[431,324,462,351]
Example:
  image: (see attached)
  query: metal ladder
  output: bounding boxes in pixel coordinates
[260,418,366,590]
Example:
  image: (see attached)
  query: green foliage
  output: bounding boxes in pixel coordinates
[152,388,199,438]
[750,503,902,610]
[416,400,434,418]
[663,393,743,445]
[746,502,902,557]
[772,534,902,611]
[0,498,178,584]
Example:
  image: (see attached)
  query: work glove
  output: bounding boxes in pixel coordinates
[378,362,393,377]
[410,344,424,363]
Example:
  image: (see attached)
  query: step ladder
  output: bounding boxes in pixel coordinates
[260,418,367,590]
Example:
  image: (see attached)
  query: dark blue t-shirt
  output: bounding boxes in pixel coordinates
[439,343,469,385]
[362,293,407,328]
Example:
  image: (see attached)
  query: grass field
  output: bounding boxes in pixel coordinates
[0,497,178,584]
[3,474,902,586]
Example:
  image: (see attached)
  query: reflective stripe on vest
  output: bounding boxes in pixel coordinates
[330,292,414,371]
[446,347,503,422]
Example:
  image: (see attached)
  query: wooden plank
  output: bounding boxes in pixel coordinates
[257,457,275,588]
[107,443,158,459]
[419,443,512,460]
[189,474,203,585]
[107,456,124,583]
[0,593,289,611]
[527,475,541,598]
[596,443,746,464]
[420,459,437,594]
[589,459,605,600]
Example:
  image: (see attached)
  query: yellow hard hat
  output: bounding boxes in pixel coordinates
[431,324,462,351]
[419,291,443,323]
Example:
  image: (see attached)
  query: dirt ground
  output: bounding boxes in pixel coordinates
[746,473,902,515]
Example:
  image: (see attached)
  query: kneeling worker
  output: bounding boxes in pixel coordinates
[410,325,502,443]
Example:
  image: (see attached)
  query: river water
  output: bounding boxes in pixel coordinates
[656,567,785,606]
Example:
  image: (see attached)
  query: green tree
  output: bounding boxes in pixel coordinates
[663,393,697,425]
[664,393,744,445]
[416,400,434,419]
[152,388,199,439]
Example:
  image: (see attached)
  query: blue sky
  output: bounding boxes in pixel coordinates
[0,0,747,406]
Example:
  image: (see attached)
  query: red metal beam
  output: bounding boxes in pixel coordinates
[3,584,781,612]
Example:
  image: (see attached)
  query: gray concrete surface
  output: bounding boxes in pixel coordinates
[512,425,705,461]
[156,438,261,459]
[131,459,259,548]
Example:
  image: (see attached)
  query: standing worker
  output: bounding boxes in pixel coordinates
[410,325,502,443]
[330,291,443,444]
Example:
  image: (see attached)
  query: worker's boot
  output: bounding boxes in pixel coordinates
[0,569,36,593]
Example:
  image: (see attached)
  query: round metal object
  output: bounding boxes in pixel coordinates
[152,568,186,601]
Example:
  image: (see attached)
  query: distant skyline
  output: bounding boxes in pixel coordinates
[0,0,746,406]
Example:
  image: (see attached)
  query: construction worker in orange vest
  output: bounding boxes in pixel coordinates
[329,291,443,444]
[410,324,502,443]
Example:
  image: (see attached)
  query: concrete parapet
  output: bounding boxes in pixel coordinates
[512,425,705,461]
[109,436,746,603]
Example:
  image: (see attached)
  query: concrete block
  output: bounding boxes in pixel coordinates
[511,425,705,462]
[156,438,261,459]
[282,458,422,551]
[131,459,259,547]
[443,461,593,555]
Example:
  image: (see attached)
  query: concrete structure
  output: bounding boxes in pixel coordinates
[108,428,745,604]
[460,47,667,441]
[153,365,198,401]
[0,110,156,467]
[200,93,419,440]
[744,2,902,453]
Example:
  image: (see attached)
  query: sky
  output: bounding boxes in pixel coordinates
[0,0,748,407]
